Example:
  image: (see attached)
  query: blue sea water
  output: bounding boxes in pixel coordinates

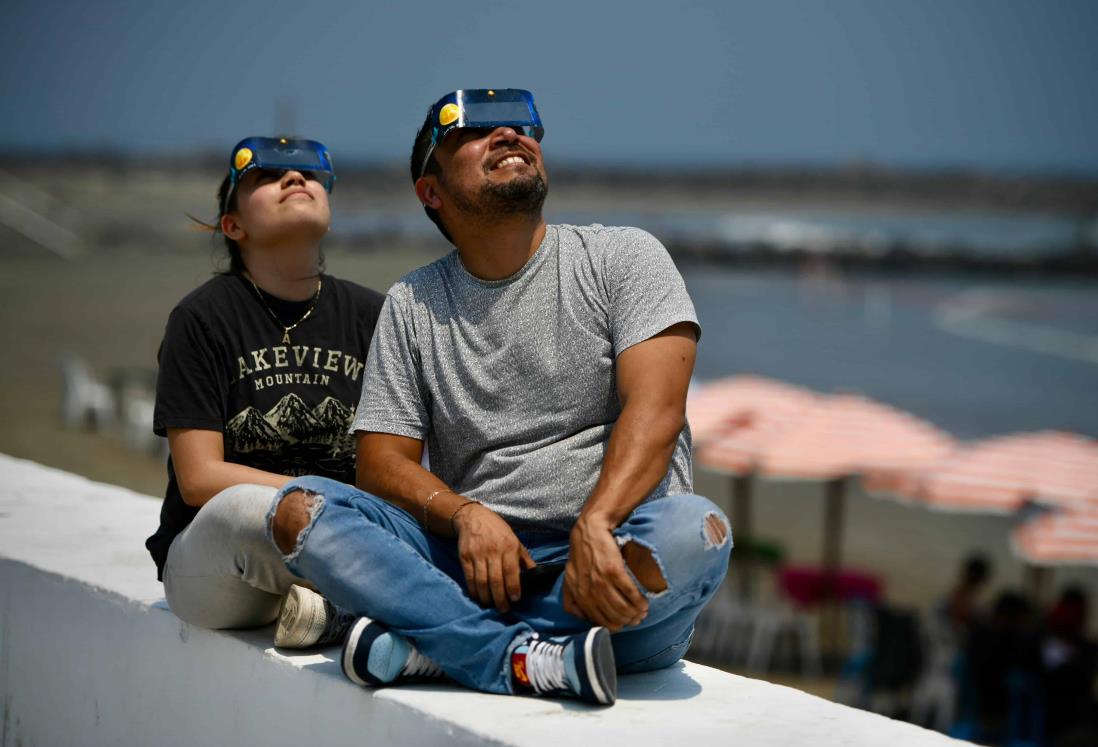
[559,208,1087,257]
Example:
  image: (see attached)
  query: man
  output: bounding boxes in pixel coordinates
[269,89,731,706]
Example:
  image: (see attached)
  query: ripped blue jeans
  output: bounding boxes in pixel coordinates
[267,476,731,695]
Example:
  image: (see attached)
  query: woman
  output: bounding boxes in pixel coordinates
[144,137,385,646]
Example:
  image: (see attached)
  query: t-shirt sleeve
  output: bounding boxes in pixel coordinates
[351,291,431,440]
[606,227,701,355]
[153,306,227,436]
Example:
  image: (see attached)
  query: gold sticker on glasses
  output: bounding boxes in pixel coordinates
[439,103,460,127]
[234,148,254,171]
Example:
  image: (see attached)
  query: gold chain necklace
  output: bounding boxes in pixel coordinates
[246,276,322,345]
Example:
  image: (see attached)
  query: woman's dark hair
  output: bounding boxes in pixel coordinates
[216,174,246,275]
[411,116,453,243]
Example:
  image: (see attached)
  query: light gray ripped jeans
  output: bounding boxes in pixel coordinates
[162,484,307,629]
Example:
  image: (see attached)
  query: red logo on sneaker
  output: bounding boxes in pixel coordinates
[512,651,530,687]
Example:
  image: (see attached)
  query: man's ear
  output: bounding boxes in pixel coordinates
[415,176,443,210]
[221,212,246,241]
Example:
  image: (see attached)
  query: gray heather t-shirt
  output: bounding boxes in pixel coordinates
[352,224,700,532]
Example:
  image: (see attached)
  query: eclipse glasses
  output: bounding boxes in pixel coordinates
[223,137,335,213]
[418,89,544,178]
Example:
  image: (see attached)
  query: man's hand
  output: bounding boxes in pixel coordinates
[562,514,649,632]
[453,502,536,612]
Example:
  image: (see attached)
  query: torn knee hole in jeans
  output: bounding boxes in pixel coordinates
[703,511,730,549]
[271,488,324,558]
[621,539,669,595]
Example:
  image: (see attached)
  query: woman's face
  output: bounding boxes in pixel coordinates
[227,168,331,248]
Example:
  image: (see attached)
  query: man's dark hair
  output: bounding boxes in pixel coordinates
[410,116,453,243]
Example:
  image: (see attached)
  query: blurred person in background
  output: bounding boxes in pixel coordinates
[942,553,992,636]
[1041,586,1098,746]
[911,553,991,732]
[955,590,1041,743]
[144,137,385,648]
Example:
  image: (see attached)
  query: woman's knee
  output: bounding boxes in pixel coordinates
[202,484,279,533]
[164,570,281,630]
[171,484,277,561]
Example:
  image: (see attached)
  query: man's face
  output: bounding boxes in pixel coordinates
[432,126,549,219]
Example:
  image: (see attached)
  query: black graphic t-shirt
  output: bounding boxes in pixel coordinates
[145,272,385,579]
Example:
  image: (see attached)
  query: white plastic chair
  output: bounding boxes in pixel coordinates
[744,603,823,678]
[693,592,755,665]
[59,354,115,430]
[908,618,958,732]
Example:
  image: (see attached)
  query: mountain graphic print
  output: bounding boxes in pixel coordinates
[225,394,355,478]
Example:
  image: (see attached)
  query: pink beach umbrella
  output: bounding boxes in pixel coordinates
[687,375,818,449]
[865,431,1098,603]
[692,376,820,470]
[1013,505,1098,567]
[906,431,1098,515]
[696,387,955,593]
[752,394,956,575]
[756,394,957,483]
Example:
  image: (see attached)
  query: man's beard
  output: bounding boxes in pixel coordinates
[446,171,548,219]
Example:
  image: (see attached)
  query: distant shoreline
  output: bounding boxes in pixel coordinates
[3,156,1096,277]
[4,151,1097,213]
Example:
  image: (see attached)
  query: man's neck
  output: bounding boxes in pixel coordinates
[241,243,323,301]
[453,215,547,281]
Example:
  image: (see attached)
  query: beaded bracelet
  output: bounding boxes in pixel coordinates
[422,488,455,529]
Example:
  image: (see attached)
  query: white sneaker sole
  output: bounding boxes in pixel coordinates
[584,628,616,705]
[342,617,375,687]
[274,585,326,648]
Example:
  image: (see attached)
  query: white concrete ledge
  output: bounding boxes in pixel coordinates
[0,453,968,746]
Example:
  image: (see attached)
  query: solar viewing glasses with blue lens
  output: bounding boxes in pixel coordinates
[418,89,544,178]
[222,137,335,213]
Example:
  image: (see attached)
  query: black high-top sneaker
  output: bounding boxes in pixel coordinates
[511,628,617,705]
[341,617,445,686]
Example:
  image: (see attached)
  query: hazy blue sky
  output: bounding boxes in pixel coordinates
[3,0,1096,173]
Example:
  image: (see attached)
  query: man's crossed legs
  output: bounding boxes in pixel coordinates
[266,476,731,703]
